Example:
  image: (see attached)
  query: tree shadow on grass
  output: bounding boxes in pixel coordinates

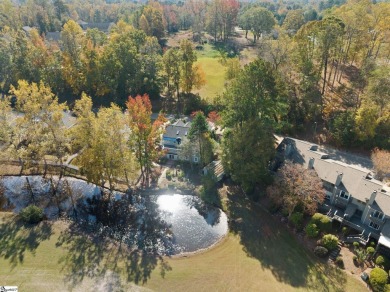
[56,221,172,290]
[0,215,53,268]
[226,184,348,291]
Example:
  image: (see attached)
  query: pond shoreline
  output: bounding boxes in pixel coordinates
[169,231,229,259]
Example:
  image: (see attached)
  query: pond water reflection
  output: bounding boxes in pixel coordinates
[148,194,228,254]
[1,176,229,255]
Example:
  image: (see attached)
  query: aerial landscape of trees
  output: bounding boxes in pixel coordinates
[1,0,390,291]
[0,0,389,194]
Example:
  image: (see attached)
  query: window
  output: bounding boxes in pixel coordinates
[339,190,349,200]
[372,210,384,220]
[369,221,380,230]
[169,154,174,159]
[193,157,199,163]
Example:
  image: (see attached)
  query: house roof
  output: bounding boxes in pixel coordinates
[22,26,33,33]
[9,110,76,129]
[79,22,115,32]
[279,137,388,208]
[45,32,61,42]
[203,160,224,181]
[374,191,390,215]
[163,119,191,139]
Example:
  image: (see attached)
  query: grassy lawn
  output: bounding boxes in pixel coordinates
[0,186,367,292]
[194,57,226,102]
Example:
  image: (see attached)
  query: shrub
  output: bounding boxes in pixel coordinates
[370,267,388,292]
[335,256,344,269]
[375,255,390,270]
[353,242,360,249]
[367,247,376,260]
[178,171,185,181]
[355,248,368,265]
[166,170,172,180]
[314,246,329,258]
[311,213,332,232]
[342,226,349,236]
[200,174,220,206]
[20,205,44,224]
[321,234,339,251]
[305,223,319,238]
[290,212,304,229]
[376,256,385,267]
[353,255,358,261]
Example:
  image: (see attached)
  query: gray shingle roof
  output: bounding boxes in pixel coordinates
[45,32,61,42]
[163,120,191,139]
[280,137,388,208]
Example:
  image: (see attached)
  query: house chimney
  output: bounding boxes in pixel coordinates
[308,157,315,169]
[336,173,343,186]
[368,191,377,206]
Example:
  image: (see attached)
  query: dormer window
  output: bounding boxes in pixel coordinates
[339,190,350,200]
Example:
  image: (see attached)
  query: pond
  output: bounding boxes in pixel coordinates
[147,194,228,254]
[0,176,229,255]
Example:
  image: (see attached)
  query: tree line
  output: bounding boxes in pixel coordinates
[236,0,390,150]
[0,19,207,107]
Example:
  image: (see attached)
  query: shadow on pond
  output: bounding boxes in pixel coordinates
[56,192,173,289]
[225,183,348,292]
[56,191,228,289]
[0,216,53,268]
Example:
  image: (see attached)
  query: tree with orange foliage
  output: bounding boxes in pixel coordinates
[126,94,166,187]
[372,148,390,181]
[207,111,221,124]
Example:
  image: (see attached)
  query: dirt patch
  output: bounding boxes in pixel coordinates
[339,245,374,286]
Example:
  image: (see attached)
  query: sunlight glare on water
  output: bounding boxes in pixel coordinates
[156,194,185,213]
[151,193,229,253]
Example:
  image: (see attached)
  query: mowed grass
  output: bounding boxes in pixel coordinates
[144,235,365,292]
[144,189,366,292]
[0,213,146,292]
[0,188,367,292]
[194,57,226,102]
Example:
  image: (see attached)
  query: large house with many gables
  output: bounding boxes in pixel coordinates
[276,137,390,254]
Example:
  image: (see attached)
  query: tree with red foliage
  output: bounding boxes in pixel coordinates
[267,161,325,218]
[207,111,221,124]
[126,94,166,187]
